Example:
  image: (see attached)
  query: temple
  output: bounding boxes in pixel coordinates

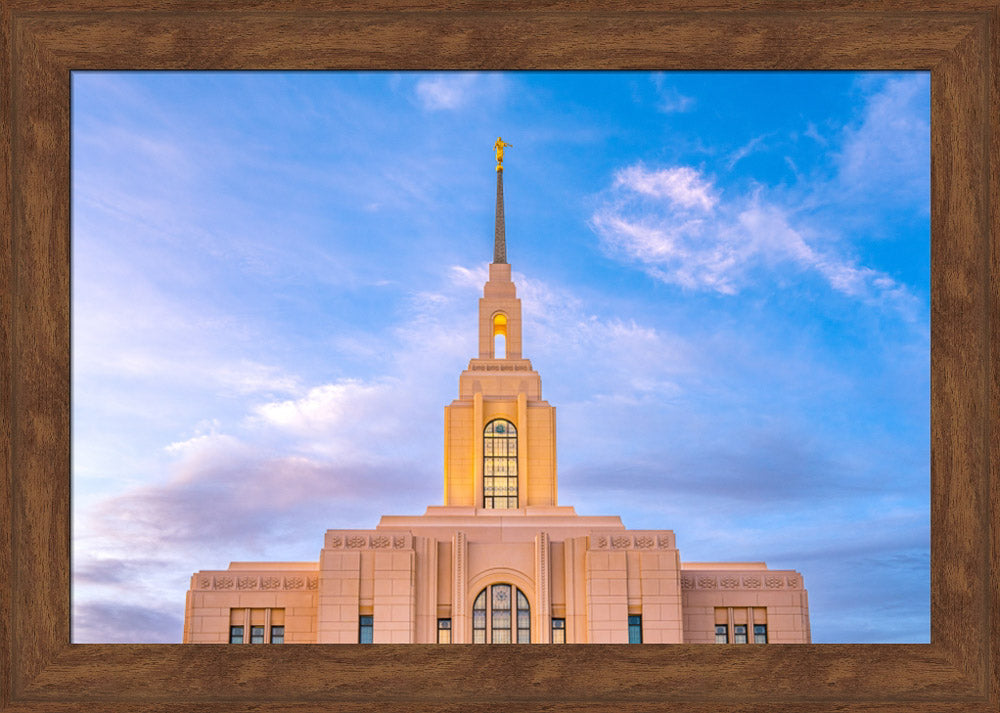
[182,143,811,645]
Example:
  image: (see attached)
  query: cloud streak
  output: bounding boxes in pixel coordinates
[592,162,916,314]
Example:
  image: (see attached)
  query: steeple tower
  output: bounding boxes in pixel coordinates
[441,140,559,509]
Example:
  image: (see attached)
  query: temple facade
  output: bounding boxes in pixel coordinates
[182,145,810,645]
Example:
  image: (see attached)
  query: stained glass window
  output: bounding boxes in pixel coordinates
[472,589,487,644]
[516,589,531,643]
[483,419,517,509]
[492,584,512,643]
[471,584,530,643]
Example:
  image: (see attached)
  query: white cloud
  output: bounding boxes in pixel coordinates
[614,165,717,211]
[252,379,406,459]
[414,73,508,111]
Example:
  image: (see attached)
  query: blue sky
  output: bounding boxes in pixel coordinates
[71,71,929,644]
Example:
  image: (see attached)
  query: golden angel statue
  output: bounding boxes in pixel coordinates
[494,137,512,169]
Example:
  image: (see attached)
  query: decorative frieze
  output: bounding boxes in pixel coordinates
[588,531,676,550]
[469,362,531,372]
[237,576,258,590]
[324,532,413,550]
[682,573,803,591]
[196,573,319,591]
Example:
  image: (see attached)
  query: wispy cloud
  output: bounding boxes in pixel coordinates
[804,122,827,146]
[414,73,508,111]
[651,73,695,113]
[592,162,916,314]
[727,134,769,169]
[836,74,929,205]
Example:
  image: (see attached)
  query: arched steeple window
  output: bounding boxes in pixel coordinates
[492,312,507,359]
[483,419,517,509]
[472,584,531,643]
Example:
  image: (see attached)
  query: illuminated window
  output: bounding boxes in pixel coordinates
[551,618,566,644]
[754,624,768,644]
[628,615,642,644]
[715,625,728,644]
[270,626,284,644]
[359,615,373,644]
[471,584,531,643]
[492,584,512,643]
[492,312,507,359]
[229,626,244,644]
[437,618,451,644]
[483,419,517,509]
[734,624,748,644]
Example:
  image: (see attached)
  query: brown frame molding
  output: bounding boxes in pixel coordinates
[2,2,997,711]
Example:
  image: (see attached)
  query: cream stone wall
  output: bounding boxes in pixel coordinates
[183,563,318,644]
[184,522,808,645]
[680,566,810,643]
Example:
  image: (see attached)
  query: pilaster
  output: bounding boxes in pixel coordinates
[534,531,551,642]
[452,531,468,643]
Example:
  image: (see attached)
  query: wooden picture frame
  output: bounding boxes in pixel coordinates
[2,2,996,711]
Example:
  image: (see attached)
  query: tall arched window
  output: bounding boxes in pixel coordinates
[472,584,531,643]
[483,419,517,509]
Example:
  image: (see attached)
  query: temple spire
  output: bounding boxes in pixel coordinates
[494,169,506,264]
[493,137,512,264]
